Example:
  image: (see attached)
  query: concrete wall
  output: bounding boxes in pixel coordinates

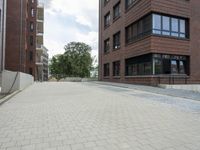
[159,84,200,93]
[1,70,33,94]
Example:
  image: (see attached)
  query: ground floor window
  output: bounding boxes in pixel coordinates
[125,54,152,76]
[125,53,189,76]
[104,63,110,77]
[113,61,120,76]
[153,54,189,75]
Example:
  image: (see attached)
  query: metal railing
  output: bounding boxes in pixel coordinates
[157,74,189,85]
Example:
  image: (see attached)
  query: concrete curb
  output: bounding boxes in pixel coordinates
[0,90,21,106]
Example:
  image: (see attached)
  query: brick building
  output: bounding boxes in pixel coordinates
[99,0,200,85]
[5,0,37,78]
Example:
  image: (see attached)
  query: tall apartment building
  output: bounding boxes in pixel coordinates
[36,3,49,81]
[99,0,200,85]
[5,0,37,77]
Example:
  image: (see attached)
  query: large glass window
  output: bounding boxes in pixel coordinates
[125,54,152,76]
[126,54,189,76]
[153,54,188,75]
[126,13,188,44]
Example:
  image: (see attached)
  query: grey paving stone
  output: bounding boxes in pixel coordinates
[0,82,199,150]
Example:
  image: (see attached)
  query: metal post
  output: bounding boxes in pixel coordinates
[0,0,6,72]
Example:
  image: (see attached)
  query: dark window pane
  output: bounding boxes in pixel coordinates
[104,38,110,53]
[113,61,120,76]
[171,60,178,74]
[155,59,162,74]
[104,12,110,27]
[113,32,120,49]
[104,63,110,76]
[113,2,120,19]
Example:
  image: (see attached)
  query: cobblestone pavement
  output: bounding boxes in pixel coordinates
[0,82,200,150]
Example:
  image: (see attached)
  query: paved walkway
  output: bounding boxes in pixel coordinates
[0,82,200,150]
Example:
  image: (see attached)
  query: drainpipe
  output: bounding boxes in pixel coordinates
[1,0,6,72]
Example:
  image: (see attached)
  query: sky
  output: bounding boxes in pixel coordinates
[39,0,99,59]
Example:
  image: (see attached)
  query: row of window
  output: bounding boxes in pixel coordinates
[104,61,121,77]
[104,13,189,54]
[103,54,189,77]
[104,0,138,10]
[126,13,189,44]
[104,2,121,28]
[104,31,121,53]
[104,0,141,28]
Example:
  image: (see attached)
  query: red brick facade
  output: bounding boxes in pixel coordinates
[99,0,200,85]
[5,0,37,78]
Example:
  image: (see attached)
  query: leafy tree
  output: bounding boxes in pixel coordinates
[49,42,93,80]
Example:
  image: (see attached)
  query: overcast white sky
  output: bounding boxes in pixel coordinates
[39,0,99,58]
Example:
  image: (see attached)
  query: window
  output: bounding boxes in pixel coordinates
[125,15,151,44]
[180,19,186,38]
[179,60,185,74]
[162,16,170,35]
[153,14,161,34]
[171,60,178,74]
[113,2,120,20]
[104,38,110,53]
[104,0,110,6]
[154,59,162,75]
[113,31,120,49]
[171,18,179,37]
[32,0,35,3]
[126,13,189,45]
[29,51,33,62]
[30,22,34,31]
[125,54,152,76]
[113,61,120,76]
[152,14,188,38]
[104,63,110,77]
[153,54,188,75]
[31,8,34,17]
[104,12,110,28]
[125,0,136,9]
[30,36,33,46]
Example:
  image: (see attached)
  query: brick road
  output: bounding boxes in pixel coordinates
[0,82,200,150]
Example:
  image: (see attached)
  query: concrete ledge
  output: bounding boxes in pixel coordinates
[59,77,98,82]
[159,84,200,93]
[0,90,20,106]
[1,70,34,94]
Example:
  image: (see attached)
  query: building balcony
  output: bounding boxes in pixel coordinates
[37,4,44,21]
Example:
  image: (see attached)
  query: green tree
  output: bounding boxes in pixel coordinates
[49,42,93,80]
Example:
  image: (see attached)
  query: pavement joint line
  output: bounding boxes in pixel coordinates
[93,81,200,102]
